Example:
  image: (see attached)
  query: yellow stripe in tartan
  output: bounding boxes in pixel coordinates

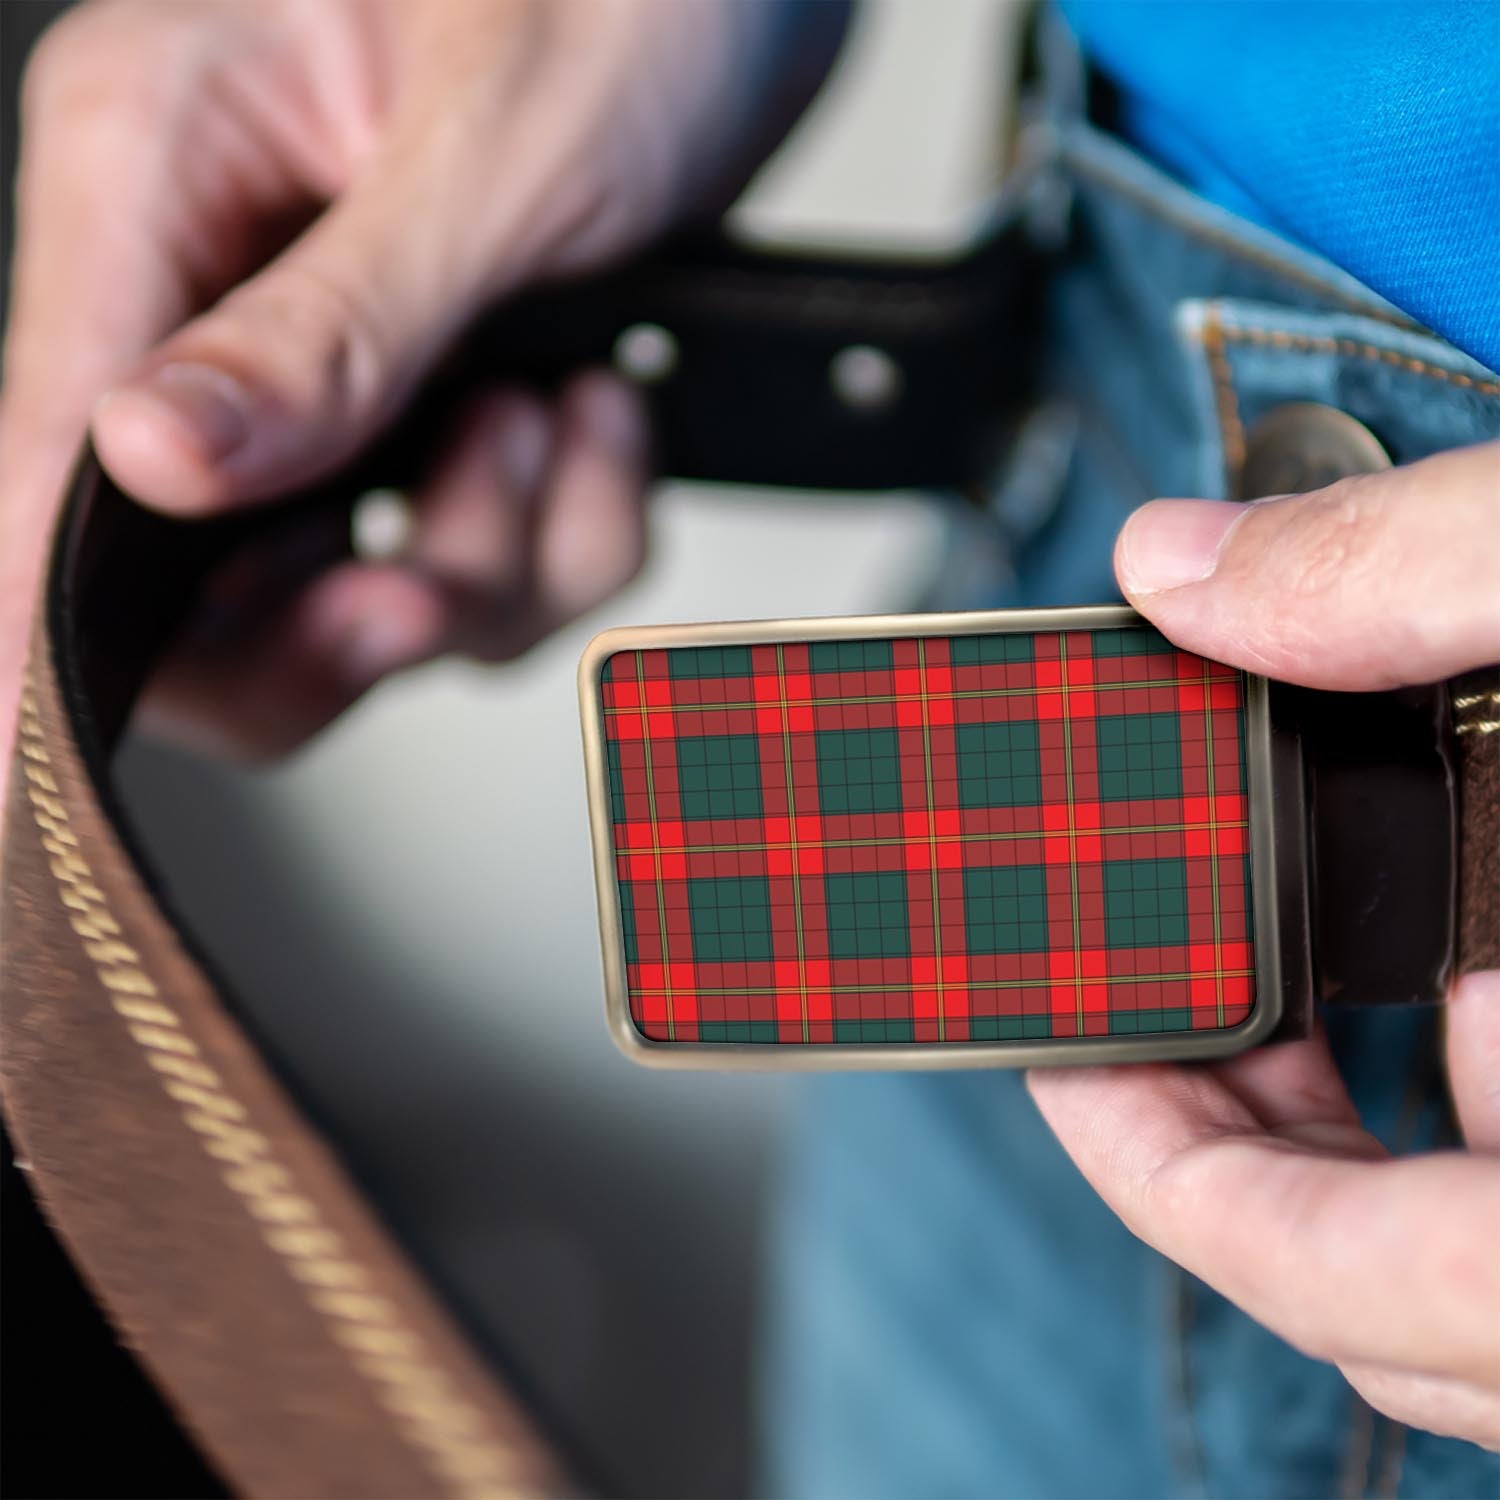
[635,654,675,1041]
[1059,634,1085,1032]
[775,643,810,1042]
[1202,655,1226,1028]
[629,968,1255,997]
[603,672,1231,716]
[614,819,1249,856]
[916,638,946,1040]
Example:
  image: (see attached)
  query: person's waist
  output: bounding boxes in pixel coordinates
[1036,115,1500,507]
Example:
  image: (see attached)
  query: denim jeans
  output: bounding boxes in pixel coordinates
[760,68,1500,1500]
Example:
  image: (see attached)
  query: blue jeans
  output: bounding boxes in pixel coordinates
[760,81,1500,1500]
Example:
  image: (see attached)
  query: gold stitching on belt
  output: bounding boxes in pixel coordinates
[1453,687,1500,737]
[15,679,542,1500]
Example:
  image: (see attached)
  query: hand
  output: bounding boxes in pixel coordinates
[0,0,842,762]
[1030,442,1500,1448]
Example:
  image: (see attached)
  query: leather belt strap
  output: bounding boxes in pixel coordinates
[6,709,568,1495]
[0,231,1037,1498]
[2,227,1496,1495]
[5,462,573,1496]
[1454,665,1500,974]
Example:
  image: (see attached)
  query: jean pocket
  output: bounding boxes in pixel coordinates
[1175,299,1500,500]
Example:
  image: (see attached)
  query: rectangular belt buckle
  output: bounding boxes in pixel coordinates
[578,605,1305,1068]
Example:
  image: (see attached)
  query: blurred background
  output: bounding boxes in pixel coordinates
[2,3,1020,1493]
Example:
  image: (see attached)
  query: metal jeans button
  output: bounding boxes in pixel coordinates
[1236,402,1391,500]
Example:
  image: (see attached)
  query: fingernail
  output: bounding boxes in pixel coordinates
[495,405,550,495]
[1117,499,1243,595]
[342,613,425,686]
[576,374,645,458]
[111,362,253,464]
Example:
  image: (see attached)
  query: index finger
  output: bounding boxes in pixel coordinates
[1028,1049,1500,1386]
[3,10,195,474]
[0,10,196,791]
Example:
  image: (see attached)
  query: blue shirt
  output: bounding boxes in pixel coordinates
[1061,0,1500,372]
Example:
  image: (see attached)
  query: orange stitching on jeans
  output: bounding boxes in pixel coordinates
[1191,316,1500,495]
[1197,308,1245,475]
[1216,326,1500,395]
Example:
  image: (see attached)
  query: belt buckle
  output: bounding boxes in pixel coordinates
[579,604,1301,1069]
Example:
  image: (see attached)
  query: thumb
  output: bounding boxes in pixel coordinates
[1113,442,1500,691]
[89,86,577,514]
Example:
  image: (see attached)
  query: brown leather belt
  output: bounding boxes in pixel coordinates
[0,231,1040,1499]
[2,230,1496,1496]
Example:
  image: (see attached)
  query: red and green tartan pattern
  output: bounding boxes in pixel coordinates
[599,625,1255,1046]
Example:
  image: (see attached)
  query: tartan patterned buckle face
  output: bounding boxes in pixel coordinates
[579,606,1286,1068]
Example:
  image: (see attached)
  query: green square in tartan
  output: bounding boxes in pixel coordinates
[1091,626,1175,657]
[619,881,640,964]
[1110,1007,1193,1035]
[701,1021,779,1042]
[687,876,774,962]
[971,1015,1053,1040]
[676,733,763,820]
[815,727,903,815]
[834,1019,914,1043]
[1103,858,1189,947]
[810,640,895,673]
[950,634,1035,665]
[962,864,1050,953]
[668,645,753,679]
[954,720,1042,808]
[825,871,910,958]
[606,739,628,823]
[1096,712,1183,801]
